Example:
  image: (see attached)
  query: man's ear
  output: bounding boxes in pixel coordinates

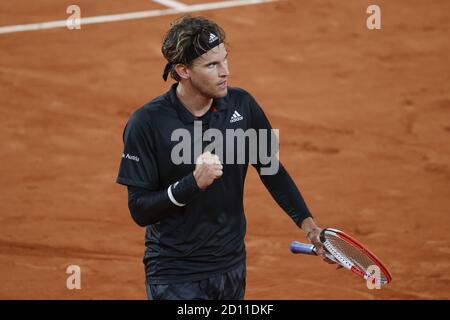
[174,64,190,80]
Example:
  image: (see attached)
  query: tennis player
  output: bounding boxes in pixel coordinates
[116,16,334,300]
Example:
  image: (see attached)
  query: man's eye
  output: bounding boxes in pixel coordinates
[207,63,216,68]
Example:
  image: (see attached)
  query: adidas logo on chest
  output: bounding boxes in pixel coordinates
[230,110,244,123]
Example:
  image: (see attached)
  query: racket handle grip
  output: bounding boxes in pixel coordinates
[290,241,317,255]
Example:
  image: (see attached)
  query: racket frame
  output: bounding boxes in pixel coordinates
[290,228,392,285]
[321,228,392,284]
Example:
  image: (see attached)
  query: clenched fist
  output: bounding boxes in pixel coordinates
[193,151,223,190]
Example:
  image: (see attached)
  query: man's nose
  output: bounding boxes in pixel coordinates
[218,62,229,77]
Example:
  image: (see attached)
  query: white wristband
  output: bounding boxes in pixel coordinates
[167,183,186,207]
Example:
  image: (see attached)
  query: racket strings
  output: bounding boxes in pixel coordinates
[326,235,389,283]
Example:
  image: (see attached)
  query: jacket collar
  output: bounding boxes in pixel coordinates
[167,83,227,124]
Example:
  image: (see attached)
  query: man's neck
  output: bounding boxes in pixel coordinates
[176,81,212,117]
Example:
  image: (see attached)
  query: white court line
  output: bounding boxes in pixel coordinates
[0,0,277,35]
[152,0,188,10]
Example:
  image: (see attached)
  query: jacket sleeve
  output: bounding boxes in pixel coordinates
[127,172,201,227]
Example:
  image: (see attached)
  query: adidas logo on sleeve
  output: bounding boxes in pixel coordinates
[230,110,244,123]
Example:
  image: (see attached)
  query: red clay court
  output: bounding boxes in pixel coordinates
[0,0,449,299]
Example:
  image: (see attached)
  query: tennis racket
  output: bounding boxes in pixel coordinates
[290,228,392,285]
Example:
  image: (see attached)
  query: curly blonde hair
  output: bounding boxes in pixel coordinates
[161,16,226,81]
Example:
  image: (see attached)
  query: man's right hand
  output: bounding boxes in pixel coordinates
[193,151,223,190]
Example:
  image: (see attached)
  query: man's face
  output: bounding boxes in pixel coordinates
[187,43,229,98]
